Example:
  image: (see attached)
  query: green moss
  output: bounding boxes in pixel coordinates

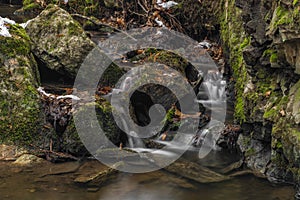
[23,3,41,11]
[240,37,250,49]
[262,49,278,63]
[263,107,278,119]
[294,0,299,6]
[276,6,292,25]
[270,52,278,63]
[67,21,84,36]
[84,5,98,16]
[0,23,42,145]
[98,63,125,87]
[0,25,30,58]
[276,140,283,149]
[219,0,249,123]
[245,148,256,156]
[269,5,300,34]
[162,106,176,125]
[263,95,288,121]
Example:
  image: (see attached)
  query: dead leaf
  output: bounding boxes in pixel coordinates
[265,91,271,97]
[280,109,286,117]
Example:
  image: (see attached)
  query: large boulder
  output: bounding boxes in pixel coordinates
[25,4,96,79]
[0,23,42,144]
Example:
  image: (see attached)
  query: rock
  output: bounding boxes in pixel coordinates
[0,23,43,144]
[13,154,43,166]
[163,158,230,183]
[287,80,300,124]
[220,160,243,174]
[74,161,123,186]
[266,163,294,184]
[0,144,27,161]
[242,46,263,66]
[283,39,300,75]
[39,161,81,177]
[218,0,300,185]
[64,100,126,155]
[0,0,22,5]
[25,4,96,79]
[237,134,270,176]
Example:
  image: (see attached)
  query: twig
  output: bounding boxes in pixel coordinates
[71,13,137,41]
[128,8,147,17]
[137,0,148,13]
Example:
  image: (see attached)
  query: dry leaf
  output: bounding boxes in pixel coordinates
[280,109,286,117]
[265,91,271,97]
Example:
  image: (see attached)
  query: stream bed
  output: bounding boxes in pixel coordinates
[0,157,294,200]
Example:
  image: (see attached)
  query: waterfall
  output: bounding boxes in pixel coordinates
[197,70,226,102]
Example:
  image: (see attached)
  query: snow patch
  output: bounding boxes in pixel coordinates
[0,16,16,37]
[157,1,178,9]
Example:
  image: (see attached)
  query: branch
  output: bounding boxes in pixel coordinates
[71,14,137,41]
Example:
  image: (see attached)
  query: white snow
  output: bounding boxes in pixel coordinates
[19,19,32,29]
[155,17,165,27]
[37,87,81,101]
[198,40,212,49]
[57,95,80,101]
[157,1,178,9]
[37,87,51,97]
[0,16,16,37]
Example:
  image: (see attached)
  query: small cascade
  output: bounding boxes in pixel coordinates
[197,70,226,104]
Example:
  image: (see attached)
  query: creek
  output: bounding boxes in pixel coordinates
[0,3,296,199]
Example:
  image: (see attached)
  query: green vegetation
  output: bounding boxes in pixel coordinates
[245,148,256,157]
[0,25,30,58]
[263,49,278,63]
[0,24,42,145]
[268,4,300,35]
[219,0,249,123]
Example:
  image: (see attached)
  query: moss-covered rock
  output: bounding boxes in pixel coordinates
[219,0,249,124]
[62,98,124,155]
[25,4,96,79]
[0,24,42,145]
[218,0,300,183]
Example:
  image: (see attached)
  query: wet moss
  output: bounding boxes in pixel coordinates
[245,148,256,157]
[23,3,41,11]
[98,63,125,87]
[270,52,278,63]
[67,21,84,36]
[219,0,249,123]
[0,25,30,58]
[0,25,42,145]
[269,4,300,34]
[264,95,288,121]
[263,49,278,63]
[64,99,123,154]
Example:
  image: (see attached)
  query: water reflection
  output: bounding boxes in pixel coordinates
[0,160,294,200]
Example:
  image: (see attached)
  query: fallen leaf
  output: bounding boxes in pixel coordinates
[280,109,285,117]
[265,91,271,97]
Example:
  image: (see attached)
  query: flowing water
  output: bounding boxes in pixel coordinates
[0,3,296,199]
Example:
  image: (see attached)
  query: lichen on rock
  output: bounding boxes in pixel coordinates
[25,4,96,79]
